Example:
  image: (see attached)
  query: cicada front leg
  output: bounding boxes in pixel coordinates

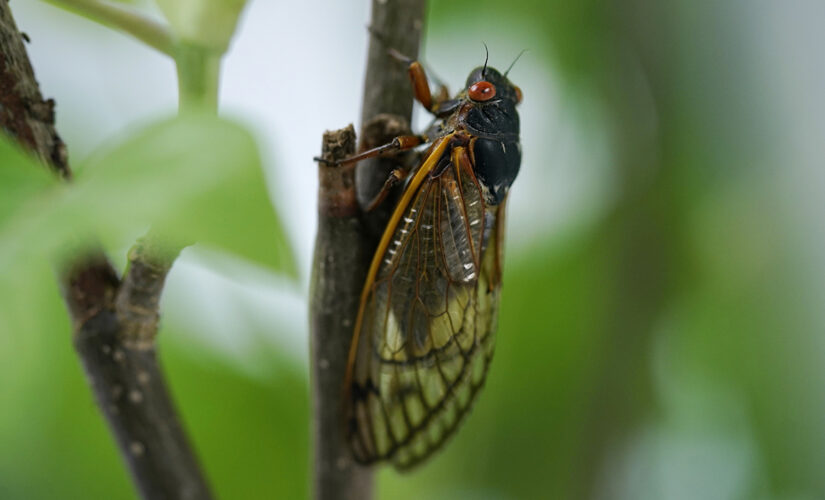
[318,134,427,168]
[367,26,452,113]
[387,49,453,116]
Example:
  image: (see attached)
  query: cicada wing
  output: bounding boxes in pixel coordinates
[346,145,507,469]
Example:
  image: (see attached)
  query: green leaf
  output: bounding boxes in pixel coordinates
[0,136,57,221]
[161,334,309,500]
[77,114,295,276]
[0,137,63,323]
[155,0,248,51]
[0,115,295,281]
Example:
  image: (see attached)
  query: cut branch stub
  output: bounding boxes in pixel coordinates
[318,124,359,218]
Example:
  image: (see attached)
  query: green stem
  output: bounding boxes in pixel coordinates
[174,43,222,115]
[45,0,173,55]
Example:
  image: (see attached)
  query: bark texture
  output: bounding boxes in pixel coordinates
[310,126,374,500]
[0,1,68,177]
[310,1,427,499]
[357,0,427,239]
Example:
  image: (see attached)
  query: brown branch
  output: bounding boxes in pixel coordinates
[310,0,425,500]
[309,1,426,499]
[310,125,373,500]
[357,0,427,238]
[0,2,211,498]
[116,233,180,348]
[68,249,211,500]
[71,289,212,500]
[0,0,68,177]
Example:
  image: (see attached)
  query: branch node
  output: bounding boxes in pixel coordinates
[116,234,179,348]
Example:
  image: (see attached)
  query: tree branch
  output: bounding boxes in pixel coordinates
[310,1,426,499]
[66,250,211,500]
[72,283,212,500]
[0,3,211,498]
[0,2,68,177]
[357,0,427,238]
[310,125,374,500]
[115,233,180,348]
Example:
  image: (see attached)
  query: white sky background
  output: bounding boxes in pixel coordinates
[12,1,615,374]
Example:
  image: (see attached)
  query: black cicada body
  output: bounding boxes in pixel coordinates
[341,54,523,469]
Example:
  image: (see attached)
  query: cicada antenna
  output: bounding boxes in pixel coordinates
[482,42,489,77]
[504,49,528,77]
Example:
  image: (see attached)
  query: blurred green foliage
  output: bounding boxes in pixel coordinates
[155,0,247,50]
[0,276,308,499]
[2,0,821,499]
[0,115,294,334]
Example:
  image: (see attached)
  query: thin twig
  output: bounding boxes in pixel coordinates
[309,1,427,499]
[71,277,212,500]
[44,0,174,55]
[0,3,211,498]
[115,233,181,348]
[66,252,212,500]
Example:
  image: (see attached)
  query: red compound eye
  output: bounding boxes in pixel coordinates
[468,81,496,102]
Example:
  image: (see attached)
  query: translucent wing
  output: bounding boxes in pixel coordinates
[345,140,507,469]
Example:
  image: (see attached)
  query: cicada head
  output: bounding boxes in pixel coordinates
[465,65,522,107]
[461,64,522,206]
[461,65,521,138]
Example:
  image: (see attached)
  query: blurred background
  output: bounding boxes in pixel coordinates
[2,0,824,498]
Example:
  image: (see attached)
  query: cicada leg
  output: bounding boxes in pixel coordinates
[386,49,453,115]
[316,134,426,167]
[361,133,459,211]
[365,167,409,212]
[405,59,435,111]
[367,26,452,113]
[406,61,459,118]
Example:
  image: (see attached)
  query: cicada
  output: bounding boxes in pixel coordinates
[338,52,522,469]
